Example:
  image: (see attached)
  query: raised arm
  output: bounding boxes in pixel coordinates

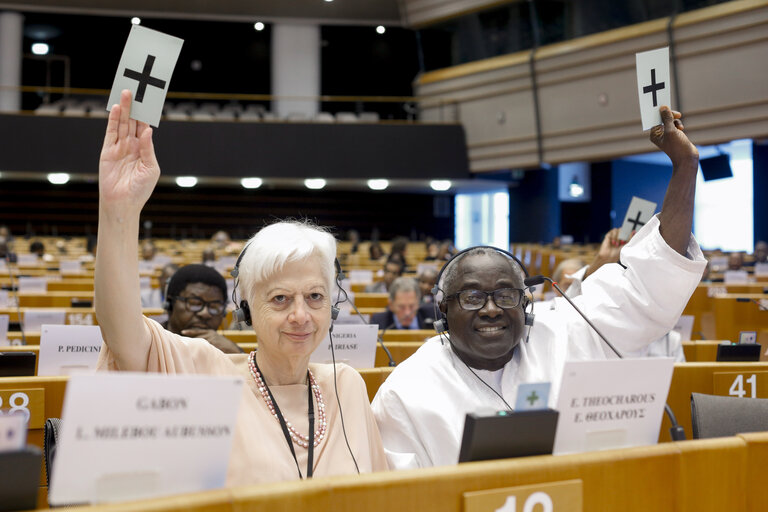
[95,90,160,371]
[651,106,699,256]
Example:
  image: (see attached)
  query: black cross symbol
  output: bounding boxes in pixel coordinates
[627,211,646,231]
[123,55,166,103]
[642,68,665,107]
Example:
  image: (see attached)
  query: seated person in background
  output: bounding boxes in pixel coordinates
[424,241,440,261]
[162,263,243,354]
[211,230,231,250]
[0,238,17,263]
[728,252,744,271]
[370,277,435,331]
[141,262,179,308]
[30,240,56,262]
[0,225,12,241]
[95,90,387,485]
[437,240,456,261]
[347,229,360,254]
[389,236,408,265]
[202,247,216,265]
[364,257,403,293]
[755,241,768,264]
[372,106,706,469]
[79,235,98,262]
[418,266,439,304]
[550,257,586,298]
[141,240,157,261]
[368,242,384,262]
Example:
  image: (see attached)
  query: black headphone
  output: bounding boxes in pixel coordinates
[431,245,535,334]
[230,241,341,326]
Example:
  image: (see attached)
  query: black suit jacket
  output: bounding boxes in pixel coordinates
[370,303,437,331]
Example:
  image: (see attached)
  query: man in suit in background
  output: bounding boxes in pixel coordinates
[371,277,435,330]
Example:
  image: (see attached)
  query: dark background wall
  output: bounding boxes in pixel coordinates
[0,180,454,241]
[508,167,560,244]
[754,141,768,245]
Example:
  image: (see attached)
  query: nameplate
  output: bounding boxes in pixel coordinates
[0,414,26,451]
[24,310,66,331]
[349,270,373,284]
[0,291,9,308]
[464,479,582,512]
[39,324,103,376]
[553,358,674,455]
[672,315,694,342]
[59,260,83,274]
[67,312,95,325]
[0,388,45,429]
[0,315,8,346]
[49,372,243,505]
[310,324,378,368]
[755,263,768,277]
[724,270,749,284]
[18,276,46,293]
[16,254,39,266]
[713,371,768,399]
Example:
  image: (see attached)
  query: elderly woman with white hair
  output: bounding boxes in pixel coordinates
[95,91,388,485]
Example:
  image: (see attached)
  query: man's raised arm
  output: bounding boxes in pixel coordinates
[652,106,700,256]
[95,90,160,371]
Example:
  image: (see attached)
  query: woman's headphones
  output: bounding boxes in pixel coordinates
[431,245,535,334]
[230,242,341,326]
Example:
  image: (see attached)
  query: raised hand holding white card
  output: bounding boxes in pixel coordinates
[107,25,183,127]
[636,47,671,131]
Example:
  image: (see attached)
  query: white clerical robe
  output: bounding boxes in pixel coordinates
[371,215,706,470]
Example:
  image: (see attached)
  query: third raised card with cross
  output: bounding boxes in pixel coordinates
[635,47,671,131]
[107,25,184,127]
[618,196,657,242]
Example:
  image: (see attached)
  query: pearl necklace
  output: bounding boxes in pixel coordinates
[247,351,326,448]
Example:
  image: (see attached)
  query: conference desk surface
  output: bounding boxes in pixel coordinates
[26,433,768,512]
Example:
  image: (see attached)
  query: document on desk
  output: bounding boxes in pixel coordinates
[49,372,243,506]
[553,358,674,455]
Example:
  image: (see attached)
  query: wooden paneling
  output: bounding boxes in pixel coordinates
[417,0,768,170]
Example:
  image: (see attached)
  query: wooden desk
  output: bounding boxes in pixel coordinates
[18,291,94,307]
[661,362,768,443]
[353,293,389,309]
[32,435,763,512]
[712,294,768,342]
[681,340,726,362]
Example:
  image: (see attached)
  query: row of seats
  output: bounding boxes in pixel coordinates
[33,98,382,123]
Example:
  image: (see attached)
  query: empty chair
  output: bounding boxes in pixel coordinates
[358,112,380,123]
[690,392,768,439]
[314,112,335,123]
[335,112,358,123]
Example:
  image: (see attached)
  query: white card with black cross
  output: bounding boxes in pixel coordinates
[636,47,671,131]
[107,25,184,127]
[618,196,657,242]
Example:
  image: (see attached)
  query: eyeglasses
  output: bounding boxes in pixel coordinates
[446,288,525,311]
[174,295,226,315]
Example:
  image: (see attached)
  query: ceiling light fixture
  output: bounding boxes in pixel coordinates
[131,17,141,25]
[254,22,265,31]
[31,43,49,56]
[241,177,263,189]
[175,176,198,188]
[367,179,389,190]
[376,25,386,35]
[429,180,451,191]
[304,178,326,190]
[47,173,70,185]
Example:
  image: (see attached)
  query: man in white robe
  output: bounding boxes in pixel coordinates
[371,107,706,470]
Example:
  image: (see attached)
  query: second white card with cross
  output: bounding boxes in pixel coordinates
[619,196,657,242]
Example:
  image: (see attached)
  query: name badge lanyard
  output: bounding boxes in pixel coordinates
[254,360,314,479]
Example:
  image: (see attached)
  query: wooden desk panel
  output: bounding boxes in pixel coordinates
[713,295,768,342]
[353,293,389,309]
[661,362,768,443]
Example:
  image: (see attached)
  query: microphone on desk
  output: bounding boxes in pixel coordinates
[524,274,687,441]
[5,253,27,345]
[736,297,768,311]
[376,323,398,367]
